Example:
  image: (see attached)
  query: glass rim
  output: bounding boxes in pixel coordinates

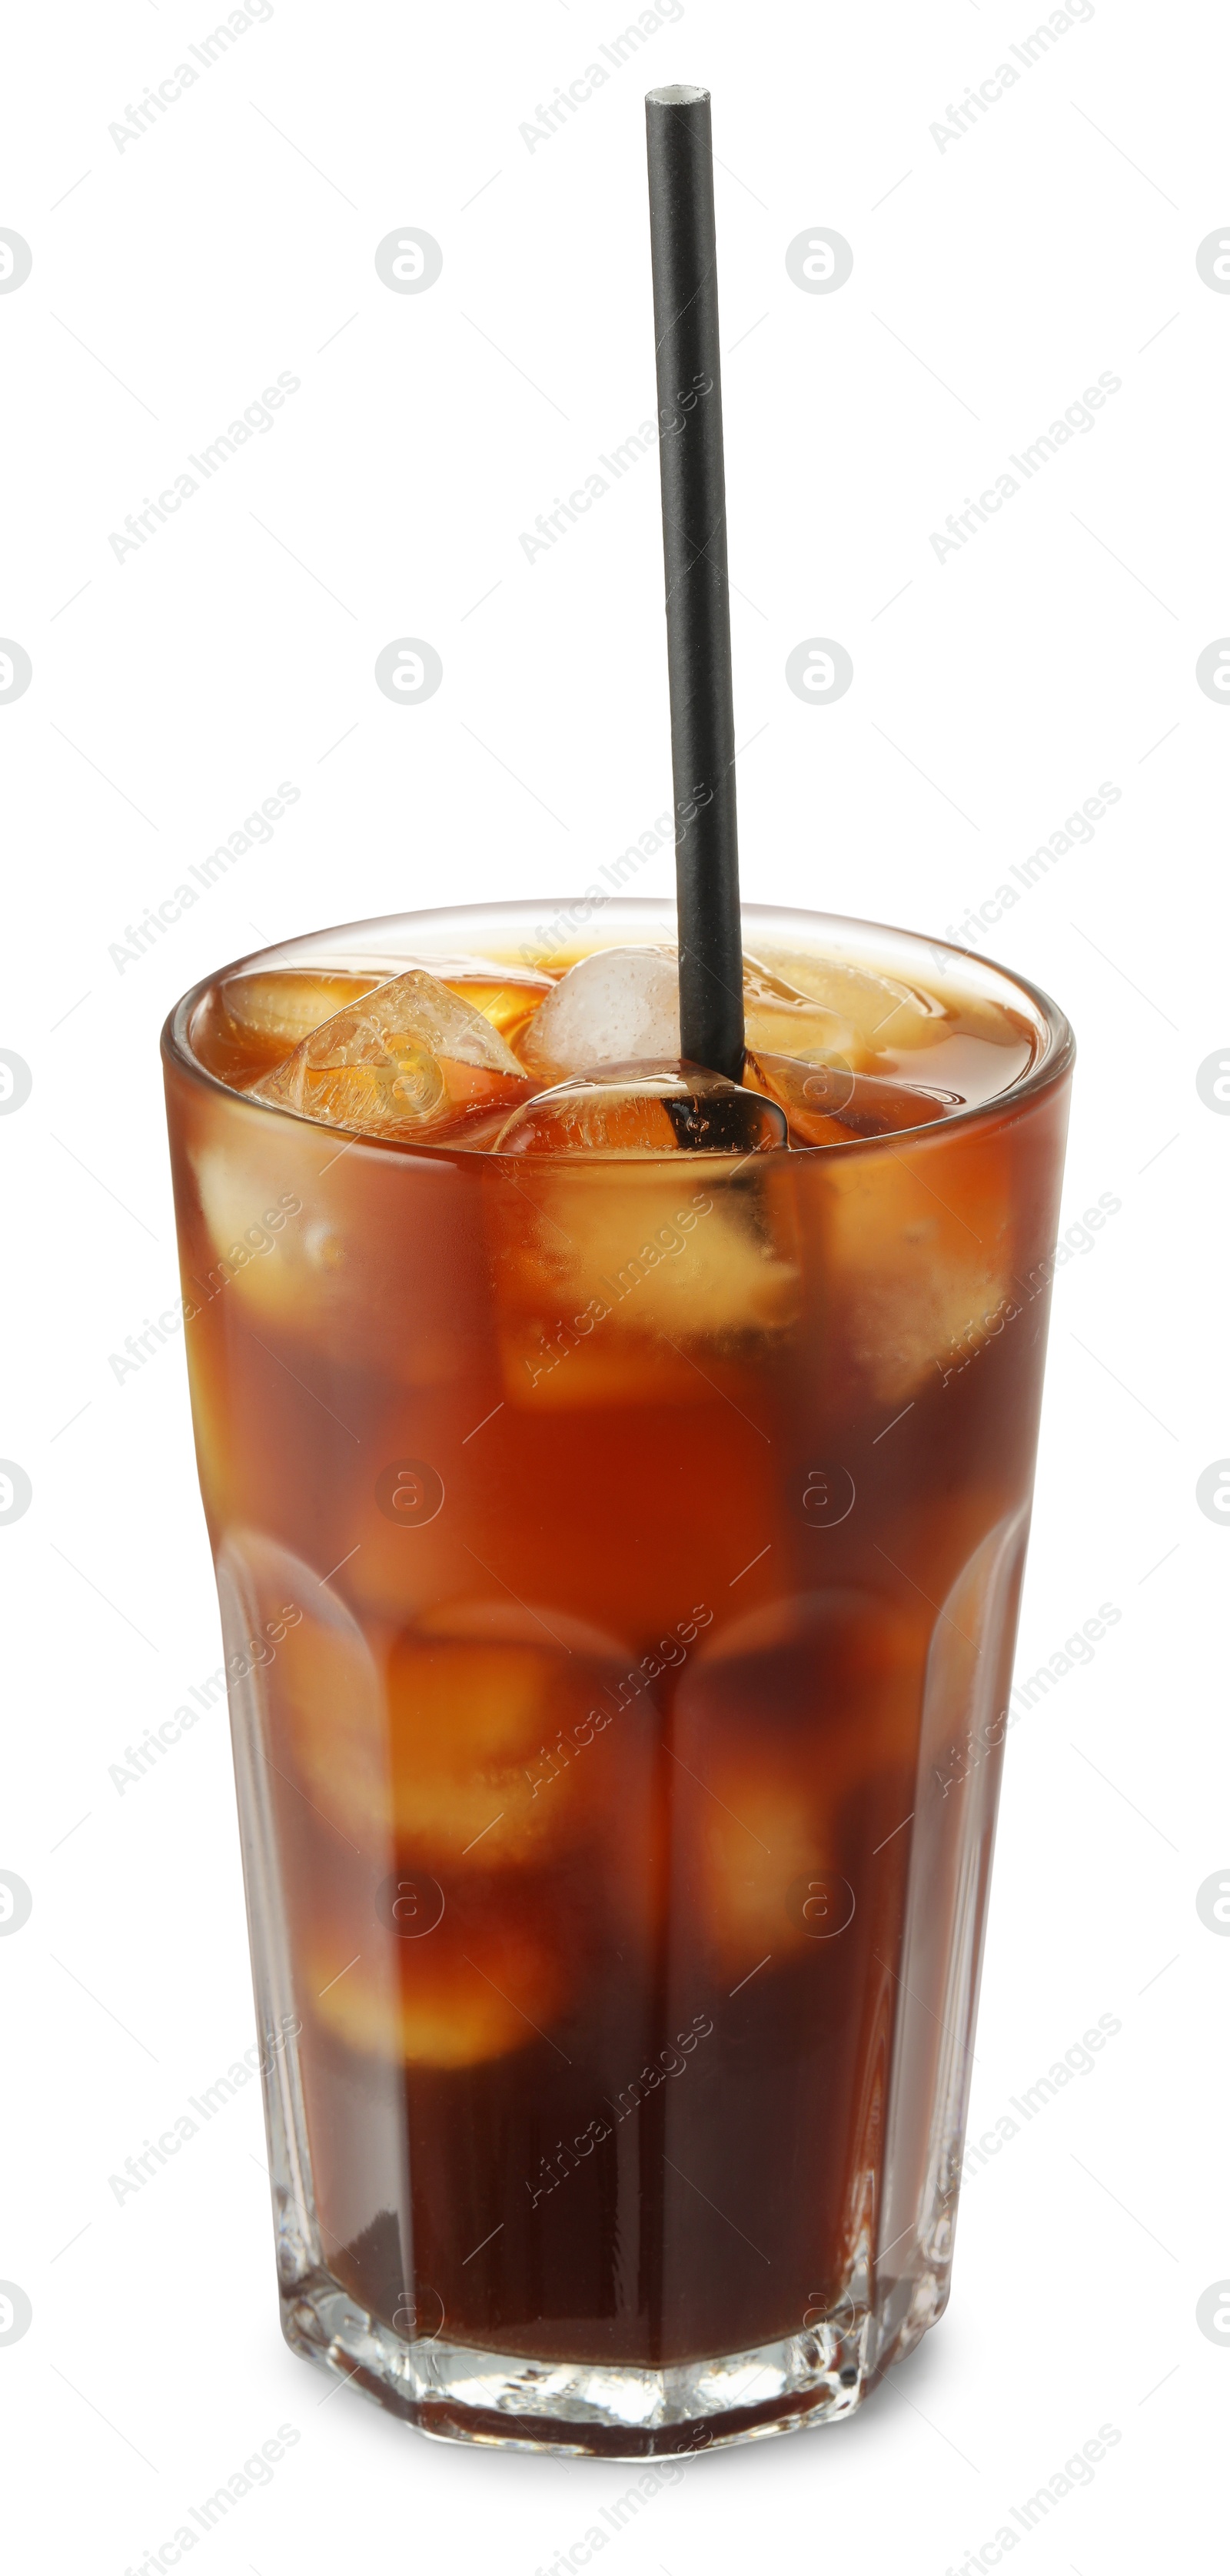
[161,896,1075,1162]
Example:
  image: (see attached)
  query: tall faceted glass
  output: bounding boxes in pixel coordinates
[161,899,1072,2455]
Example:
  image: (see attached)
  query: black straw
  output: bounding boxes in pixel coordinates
[645,85,744,1082]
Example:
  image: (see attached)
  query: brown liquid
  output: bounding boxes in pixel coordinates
[165,925,1069,2377]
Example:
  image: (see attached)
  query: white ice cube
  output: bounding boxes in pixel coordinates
[517,946,681,1079]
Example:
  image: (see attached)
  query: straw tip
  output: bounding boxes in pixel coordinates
[646,84,710,108]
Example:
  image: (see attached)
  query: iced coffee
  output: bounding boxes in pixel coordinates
[162,897,1072,2453]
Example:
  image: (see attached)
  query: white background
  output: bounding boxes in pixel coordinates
[1,1,1225,2569]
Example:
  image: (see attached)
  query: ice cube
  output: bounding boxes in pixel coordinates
[750,946,945,1062]
[819,1130,1012,1405]
[740,955,859,1064]
[492,1063,787,1158]
[257,1561,620,1863]
[516,946,680,1079]
[670,1591,922,1969]
[747,1049,962,1147]
[184,1124,475,1383]
[221,969,384,1050]
[305,1920,569,2066]
[193,969,384,1088]
[684,1769,836,1965]
[248,969,531,1141]
[487,1148,800,1408]
[380,1630,613,1860]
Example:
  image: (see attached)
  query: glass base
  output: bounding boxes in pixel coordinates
[279,2262,946,2455]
